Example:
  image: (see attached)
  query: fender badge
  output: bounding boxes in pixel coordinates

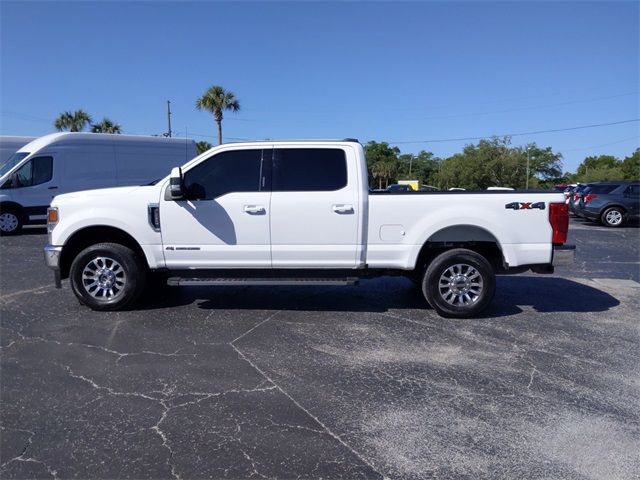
[505,202,545,210]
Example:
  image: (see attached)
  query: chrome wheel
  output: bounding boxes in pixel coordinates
[604,209,623,226]
[82,256,127,300]
[0,213,19,233]
[438,263,483,306]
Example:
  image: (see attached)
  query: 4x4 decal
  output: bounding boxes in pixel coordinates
[505,202,545,210]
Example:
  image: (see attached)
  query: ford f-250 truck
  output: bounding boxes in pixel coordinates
[44,140,574,318]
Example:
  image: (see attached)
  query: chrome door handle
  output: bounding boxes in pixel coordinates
[332,204,354,214]
[243,205,265,214]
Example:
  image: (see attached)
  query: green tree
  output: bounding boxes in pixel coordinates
[620,148,640,180]
[575,155,622,182]
[434,137,563,189]
[364,141,400,189]
[521,144,564,187]
[196,141,213,155]
[435,137,516,189]
[195,85,240,145]
[90,118,122,134]
[397,151,441,186]
[54,110,92,132]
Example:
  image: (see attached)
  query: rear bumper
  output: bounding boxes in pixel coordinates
[552,244,575,266]
[44,245,63,288]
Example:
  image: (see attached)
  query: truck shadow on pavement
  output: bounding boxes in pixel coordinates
[137,276,620,318]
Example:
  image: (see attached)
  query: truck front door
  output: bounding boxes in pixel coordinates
[160,148,271,268]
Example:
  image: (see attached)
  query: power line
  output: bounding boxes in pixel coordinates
[406,92,638,121]
[560,136,639,152]
[388,119,640,145]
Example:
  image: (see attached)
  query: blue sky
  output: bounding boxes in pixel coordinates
[1,1,638,173]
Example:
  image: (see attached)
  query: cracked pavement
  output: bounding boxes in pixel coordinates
[1,218,639,479]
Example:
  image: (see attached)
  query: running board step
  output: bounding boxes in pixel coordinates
[167,277,360,287]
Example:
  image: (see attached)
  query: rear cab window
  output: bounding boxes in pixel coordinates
[272,148,347,192]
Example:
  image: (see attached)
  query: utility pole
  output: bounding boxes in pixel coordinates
[526,145,530,190]
[409,155,413,176]
[166,100,172,138]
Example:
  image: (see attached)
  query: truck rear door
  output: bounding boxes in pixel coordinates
[269,146,360,268]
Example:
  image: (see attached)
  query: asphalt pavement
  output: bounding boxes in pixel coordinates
[1,218,639,479]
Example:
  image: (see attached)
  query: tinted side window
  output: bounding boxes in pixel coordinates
[589,184,618,194]
[32,156,53,185]
[625,184,639,196]
[183,149,263,200]
[273,148,347,192]
[2,156,53,188]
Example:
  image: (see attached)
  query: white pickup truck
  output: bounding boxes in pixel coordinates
[44,140,574,318]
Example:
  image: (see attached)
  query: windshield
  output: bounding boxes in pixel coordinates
[0,152,30,178]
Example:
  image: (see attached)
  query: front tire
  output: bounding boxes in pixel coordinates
[601,207,625,227]
[422,249,496,318]
[70,243,146,311]
[0,207,23,235]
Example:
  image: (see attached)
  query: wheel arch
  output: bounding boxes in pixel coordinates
[601,203,628,214]
[59,225,148,279]
[414,224,505,273]
[0,201,25,216]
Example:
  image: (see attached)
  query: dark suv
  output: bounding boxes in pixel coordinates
[578,181,639,227]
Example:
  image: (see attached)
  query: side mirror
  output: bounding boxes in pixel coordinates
[169,167,184,200]
[8,173,19,188]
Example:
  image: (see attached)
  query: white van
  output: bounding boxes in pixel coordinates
[0,136,37,164]
[0,132,197,234]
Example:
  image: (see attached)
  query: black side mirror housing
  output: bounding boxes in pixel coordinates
[169,167,184,200]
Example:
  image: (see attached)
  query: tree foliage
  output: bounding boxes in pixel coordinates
[574,150,639,182]
[91,118,122,134]
[397,151,441,187]
[363,141,400,189]
[196,141,213,155]
[434,137,563,189]
[195,85,240,145]
[54,110,123,134]
[54,110,92,132]
[621,148,640,179]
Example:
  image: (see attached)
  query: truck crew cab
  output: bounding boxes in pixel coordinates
[44,140,573,318]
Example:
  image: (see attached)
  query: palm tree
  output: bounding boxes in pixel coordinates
[54,110,92,132]
[196,141,213,155]
[195,85,240,145]
[371,161,397,189]
[91,118,122,134]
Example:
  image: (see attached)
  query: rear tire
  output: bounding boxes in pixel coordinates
[422,248,495,318]
[601,207,625,227]
[70,243,146,311]
[0,207,23,236]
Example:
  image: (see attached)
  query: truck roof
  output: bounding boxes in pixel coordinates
[17,132,195,153]
[220,138,360,146]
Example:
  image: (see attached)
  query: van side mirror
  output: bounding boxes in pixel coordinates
[5,173,19,188]
[169,167,184,200]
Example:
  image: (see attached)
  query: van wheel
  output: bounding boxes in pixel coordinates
[601,207,625,227]
[422,249,495,318]
[0,207,23,235]
[70,243,146,311]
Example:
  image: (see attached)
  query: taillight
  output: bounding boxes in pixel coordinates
[584,193,597,204]
[549,203,569,245]
[573,193,579,202]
